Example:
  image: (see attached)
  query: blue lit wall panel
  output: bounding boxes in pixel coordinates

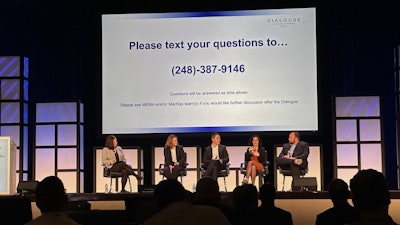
[23,126,28,171]
[80,103,84,123]
[57,148,77,169]
[336,119,357,142]
[35,148,55,180]
[23,57,28,78]
[336,96,380,117]
[23,103,28,124]
[23,81,28,101]
[80,125,84,170]
[36,102,77,122]
[0,56,20,77]
[1,80,20,100]
[35,125,55,146]
[0,125,19,144]
[359,119,381,141]
[57,124,77,145]
[1,102,20,123]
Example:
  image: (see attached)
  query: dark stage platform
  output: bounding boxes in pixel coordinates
[2,191,400,225]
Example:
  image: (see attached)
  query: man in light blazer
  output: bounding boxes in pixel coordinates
[202,132,229,180]
[275,132,309,181]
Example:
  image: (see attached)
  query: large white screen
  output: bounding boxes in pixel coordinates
[102,7,318,134]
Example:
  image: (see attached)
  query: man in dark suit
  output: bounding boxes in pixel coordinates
[163,134,186,180]
[202,132,229,180]
[275,131,309,182]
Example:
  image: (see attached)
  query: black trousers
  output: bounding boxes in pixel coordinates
[204,160,226,180]
[163,165,185,180]
[275,157,302,178]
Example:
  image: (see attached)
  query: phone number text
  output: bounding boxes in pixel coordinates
[171,64,245,76]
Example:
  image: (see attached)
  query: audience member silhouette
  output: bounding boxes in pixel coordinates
[315,178,359,225]
[144,179,230,225]
[25,176,81,225]
[348,169,397,225]
[230,184,259,225]
[257,182,293,225]
[192,176,221,206]
[191,177,235,222]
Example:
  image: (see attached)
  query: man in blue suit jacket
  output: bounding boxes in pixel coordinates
[203,132,229,180]
[275,132,309,181]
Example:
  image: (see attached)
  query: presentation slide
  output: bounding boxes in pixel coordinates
[102,7,317,134]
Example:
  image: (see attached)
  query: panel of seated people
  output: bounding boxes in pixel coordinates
[153,146,198,191]
[199,145,254,192]
[94,146,141,192]
[153,145,257,192]
[275,145,322,191]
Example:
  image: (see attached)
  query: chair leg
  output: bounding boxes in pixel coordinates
[180,176,183,184]
[259,175,263,188]
[128,177,132,192]
[109,177,113,193]
[223,177,227,192]
[282,175,286,191]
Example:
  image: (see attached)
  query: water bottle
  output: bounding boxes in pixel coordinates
[192,183,196,192]
[105,183,109,193]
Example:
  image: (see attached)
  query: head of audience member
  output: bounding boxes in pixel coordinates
[193,177,221,206]
[153,179,188,209]
[35,176,68,213]
[328,178,350,204]
[350,169,390,212]
[165,134,178,148]
[259,182,276,207]
[232,184,258,210]
[248,134,263,147]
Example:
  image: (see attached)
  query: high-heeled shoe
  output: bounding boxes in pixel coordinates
[132,173,143,181]
[242,177,249,185]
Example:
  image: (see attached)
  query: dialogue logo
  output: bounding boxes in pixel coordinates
[266,16,305,26]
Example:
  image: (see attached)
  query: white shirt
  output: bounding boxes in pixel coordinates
[288,144,296,157]
[212,145,219,160]
[170,147,177,163]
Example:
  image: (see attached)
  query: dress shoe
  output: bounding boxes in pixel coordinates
[120,189,129,193]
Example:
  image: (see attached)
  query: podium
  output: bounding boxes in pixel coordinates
[0,136,16,194]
